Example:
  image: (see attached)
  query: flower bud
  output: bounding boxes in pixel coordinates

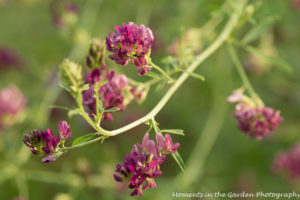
[86,39,106,69]
[59,59,83,93]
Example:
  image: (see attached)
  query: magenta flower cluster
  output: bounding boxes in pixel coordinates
[233,103,283,139]
[272,144,300,181]
[113,133,179,196]
[0,85,26,131]
[106,22,154,76]
[228,90,283,139]
[23,121,71,162]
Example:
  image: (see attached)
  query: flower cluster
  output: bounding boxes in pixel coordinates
[272,144,300,181]
[113,133,179,196]
[0,85,26,131]
[106,22,154,76]
[82,66,142,121]
[23,121,71,162]
[228,89,283,139]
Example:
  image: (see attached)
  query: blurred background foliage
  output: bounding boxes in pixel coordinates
[0,0,300,199]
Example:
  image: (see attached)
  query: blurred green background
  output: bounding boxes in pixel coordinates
[0,0,300,199]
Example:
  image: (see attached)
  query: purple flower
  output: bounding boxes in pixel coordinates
[272,144,300,181]
[113,132,179,196]
[23,129,60,154]
[23,121,71,162]
[155,132,180,154]
[82,68,131,121]
[23,130,41,154]
[233,103,283,139]
[58,121,72,140]
[106,22,154,76]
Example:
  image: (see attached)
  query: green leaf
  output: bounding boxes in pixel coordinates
[49,105,71,111]
[161,129,185,136]
[81,84,90,91]
[72,133,97,146]
[59,82,70,92]
[144,71,161,79]
[104,107,120,112]
[155,81,167,91]
[242,17,279,44]
[178,69,205,81]
[171,151,185,171]
[68,109,80,118]
[162,56,178,69]
[245,45,292,73]
[95,95,104,113]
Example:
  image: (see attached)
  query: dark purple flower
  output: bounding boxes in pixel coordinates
[113,132,179,196]
[23,129,59,155]
[106,22,154,76]
[23,130,41,154]
[272,144,300,181]
[58,120,72,140]
[233,103,283,139]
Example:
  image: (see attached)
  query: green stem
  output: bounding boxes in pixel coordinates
[148,60,174,83]
[227,43,263,106]
[60,135,105,151]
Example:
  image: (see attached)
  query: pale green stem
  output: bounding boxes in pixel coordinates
[227,43,264,106]
[148,60,174,83]
[60,135,105,151]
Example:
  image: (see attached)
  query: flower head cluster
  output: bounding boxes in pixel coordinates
[106,22,154,76]
[272,144,300,181]
[23,121,71,162]
[0,85,26,131]
[82,67,141,121]
[113,132,179,196]
[228,89,283,139]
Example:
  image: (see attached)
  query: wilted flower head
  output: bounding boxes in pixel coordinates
[113,132,179,196]
[23,121,71,163]
[0,47,22,69]
[0,85,26,131]
[272,144,300,181]
[228,89,283,139]
[106,22,154,76]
